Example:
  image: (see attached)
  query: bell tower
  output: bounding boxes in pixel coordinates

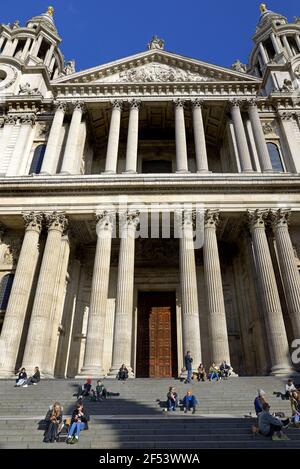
[0,6,66,98]
[248,3,300,94]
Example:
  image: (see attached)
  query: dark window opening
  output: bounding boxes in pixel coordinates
[287,36,299,55]
[267,143,284,172]
[0,38,8,54]
[142,159,172,174]
[29,144,46,174]
[0,274,14,310]
[263,38,276,61]
[37,39,49,62]
[13,39,26,59]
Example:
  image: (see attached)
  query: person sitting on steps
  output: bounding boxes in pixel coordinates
[67,403,89,444]
[43,402,63,443]
[252,402,289,440]
[197,364,206,382]
[27,367,41,386]
[208,362,220,381]
[167,386,179,411]
[183,390,198,414]
[118,364,129,381]
[15,368,27,387]
[76,378,92,400]
[219,360,231,379]
[96,380,107,400]
[254,389,267,416]
[290,390,300,427]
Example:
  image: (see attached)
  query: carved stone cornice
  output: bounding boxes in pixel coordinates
[247,209,268,230]
[204,209,220,228]
[4,114,18,126]
[45,211,69,233]
[277,111,296,121]
[269,208,291,230]
[23,212,43,232]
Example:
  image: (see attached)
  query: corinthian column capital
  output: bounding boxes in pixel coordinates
[129,99,141,109]
[119,210,140,230]
[96,210,115,231]
[22,212,43,232]
[192,98,205,109]
[45,211,68,232]
[54,101,67,112]
[247,209,268,230]
[173,98,185,108]
[269,208,291,229]
[72,101,86,113]
[228,98,243,108]
[204,209,220,228]
[111,99,123,110]
[247,98,259,108]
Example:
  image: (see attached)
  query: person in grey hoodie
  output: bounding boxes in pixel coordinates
[257,403,289,440]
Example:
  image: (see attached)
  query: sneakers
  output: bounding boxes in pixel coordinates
[272,434,281,441]
[33,383,37,385]
[280,434,290,441]
[22,384,28,388]
[192,408,196,414]
[184,409,187,414]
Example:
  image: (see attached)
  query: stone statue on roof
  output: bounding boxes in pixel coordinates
[147,35,165,50]
[231,59,247,73]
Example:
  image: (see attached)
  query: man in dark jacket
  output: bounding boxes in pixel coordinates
[184,351,193,384]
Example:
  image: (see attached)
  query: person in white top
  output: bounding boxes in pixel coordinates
[285,379,297,399]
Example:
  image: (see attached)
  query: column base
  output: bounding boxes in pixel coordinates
[59,171,72,176]
[102,170,117,175]
[76,368,106,379]
[106,365,134,379]
[270,364,296,376]
[176,170,190,174]
[241,170,255,173]
[196,170,212,174]
[123,171,137,174]
[0,369,17,379]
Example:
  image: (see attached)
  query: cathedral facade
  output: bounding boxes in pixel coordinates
[0,4,300,379]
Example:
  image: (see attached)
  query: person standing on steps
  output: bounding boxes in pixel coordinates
[184,351,193,384]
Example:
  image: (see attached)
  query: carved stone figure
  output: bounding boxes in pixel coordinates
[231,59,247,73]
[147,35,165,50]
[118,63,210,83]
[294,65,300,79]
[19,82,42,96]
[280,78,294,92]
[63,60,76,75]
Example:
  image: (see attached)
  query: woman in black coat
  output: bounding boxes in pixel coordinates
[28,367,41,385]
[43,402,63,443]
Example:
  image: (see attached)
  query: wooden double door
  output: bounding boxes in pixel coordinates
[136,291,177,378]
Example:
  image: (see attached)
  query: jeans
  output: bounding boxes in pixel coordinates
[167,398,177,410]
[68,422,85,438]
[184,397,197,410]
[293,414,300,423]
[209,372,219,381]
[186,369,192,383]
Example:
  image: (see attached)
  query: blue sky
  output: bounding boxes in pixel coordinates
[1,1,299,72]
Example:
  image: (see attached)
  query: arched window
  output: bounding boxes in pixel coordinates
[0,273,14,311]
[267,143,284,172]
[29,144,46,174]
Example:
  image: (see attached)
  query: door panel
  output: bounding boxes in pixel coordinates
[136,292,177,378]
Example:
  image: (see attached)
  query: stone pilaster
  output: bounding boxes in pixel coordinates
[247,209,294,375]
[6,114,36,177]
[192,99,209,173]
[248,99,273,172]
[125,100,140,173]
[270,209,300,339]
[105,101,123,173]
[80,211,114,377]
[230,100,253,172]
[174,99,189,173]
[108,211,139,377]
[178,211,202,369]
[0,212,43,377]
[61,101,85,175]
[41,102,67,175]
[22,212,68,375]
[203,210,231,365]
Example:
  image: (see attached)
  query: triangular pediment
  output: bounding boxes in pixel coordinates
[53,49,259,85]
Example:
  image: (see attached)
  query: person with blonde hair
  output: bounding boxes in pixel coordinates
[290,390,300,427]
[43,402,63,443]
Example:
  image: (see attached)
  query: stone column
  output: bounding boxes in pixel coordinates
[270,209,300,339]
[80,211,114,377]
[192,99,209,173]
[22,212,68,375]
[178,211,202,369]
[6,114,36,177]
[282,36,293,57]
[247,209,294,375]
[105,101,123,173]
[60,101,85,175]
[41,102,67,175]
[277,112,300,173]
[203,210,231,365]
[43,234,70,377]
[270,33,281,55]
[0,213,43,377]
[248,99,273,172]
[20,38,32,61]
[125,100,140,173]
[108,211,139,377]
[0,115,18,173]
[230,100,253,172]
[31,35,43,57]
[258,42,269,64]
[174,99,189,173]
[296,35,300,52]
[44,44,55,67]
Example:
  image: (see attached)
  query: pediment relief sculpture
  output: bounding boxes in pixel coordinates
[112,63,213,83]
